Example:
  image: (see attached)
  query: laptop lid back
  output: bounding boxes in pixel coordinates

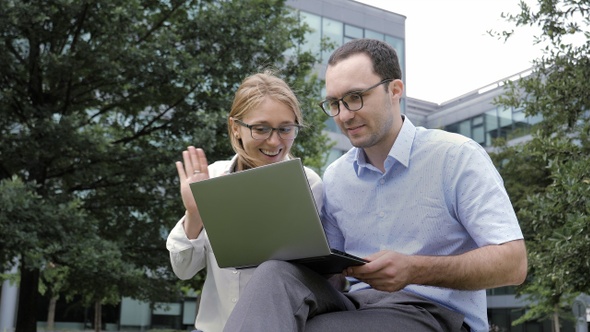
[189,158,332,269]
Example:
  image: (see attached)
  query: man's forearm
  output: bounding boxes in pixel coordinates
[410,239,527,290]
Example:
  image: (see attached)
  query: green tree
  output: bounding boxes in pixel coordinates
[0,0,330,330]
[491,0,590,329]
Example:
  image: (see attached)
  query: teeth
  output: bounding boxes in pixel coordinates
[261,149,280,156]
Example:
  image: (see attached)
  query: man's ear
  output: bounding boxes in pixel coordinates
[391,79,404,99]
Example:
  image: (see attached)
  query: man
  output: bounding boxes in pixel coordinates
[223,39,527,332]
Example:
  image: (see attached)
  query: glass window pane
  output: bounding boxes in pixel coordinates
[485,109,498,130]
[512,109,530,135]
[527,113,543,125]
[385,35,405,78]
[458,120,471,138]
[153,303,181,315]
[513,109,526,123]
[445,122,459,134]
[484,109,498,145]
[365,29,384,41]
[344,24,363,39]
[300,12,321,56]
[498,106,513,139]
[472,126,485,145]
[498,106,512,127]
[472,115,483,126]
[322,18,343,63]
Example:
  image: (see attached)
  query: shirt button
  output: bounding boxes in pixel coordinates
[232,298,238,303]
[380,179,385,185]
[233,270,239,274]
[379,212,385,218]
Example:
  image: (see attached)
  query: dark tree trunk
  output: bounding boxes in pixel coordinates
[47,295,59,331]
[94,301,102,332]
[16,263,40,332]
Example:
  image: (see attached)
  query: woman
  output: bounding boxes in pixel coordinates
[166,70,323,332]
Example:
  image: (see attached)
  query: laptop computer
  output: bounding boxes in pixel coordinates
[189,158,367,274]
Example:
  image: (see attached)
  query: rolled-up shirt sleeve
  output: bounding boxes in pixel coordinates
[166,216,208,280]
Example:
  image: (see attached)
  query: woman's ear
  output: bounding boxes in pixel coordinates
[229,117,241,139]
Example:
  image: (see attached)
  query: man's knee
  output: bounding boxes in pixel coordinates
[250,260,304,285]
[253,260,321,289]
[254,260,298,277]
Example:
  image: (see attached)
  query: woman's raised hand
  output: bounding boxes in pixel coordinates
[176,146,209,238]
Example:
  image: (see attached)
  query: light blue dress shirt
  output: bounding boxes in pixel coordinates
[321,116,523,332]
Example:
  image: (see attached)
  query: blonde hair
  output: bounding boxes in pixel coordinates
[228,70,303,171]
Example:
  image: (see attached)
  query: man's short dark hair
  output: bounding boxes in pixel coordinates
[328,38,402,81]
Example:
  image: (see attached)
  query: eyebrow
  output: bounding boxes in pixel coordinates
[325,86,368,100]
[248,121,298,126]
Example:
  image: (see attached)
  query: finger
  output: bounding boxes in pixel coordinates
[345,260,383,278]
[188,146,200,172]
[344,266,363,277]
[182,150,194,175]
[176,161,187,181]
[195,148,209,174]
[347,269,373,280]
[347,250,392,275]
[343,251,377,276]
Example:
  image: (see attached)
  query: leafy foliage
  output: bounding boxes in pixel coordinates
[0,0,330,328]
[490,0,590,327]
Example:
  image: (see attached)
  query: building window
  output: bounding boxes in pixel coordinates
[444,105,544,147]
[458,119,471,138]
[385,35,405,78]
[485,108,499,146]
[344,24,363,39]
[472,125,485,145]
[498,106,513,139]
[296,10,405,70]
[322,17,343,62]
[300,12,322,57]
[365,29,384,41]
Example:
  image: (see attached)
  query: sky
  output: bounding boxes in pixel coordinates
[354,0,544,104]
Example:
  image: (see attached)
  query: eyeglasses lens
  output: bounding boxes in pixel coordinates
[250,125,299,140]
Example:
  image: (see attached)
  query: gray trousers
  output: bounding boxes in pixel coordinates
[223,260,468,332]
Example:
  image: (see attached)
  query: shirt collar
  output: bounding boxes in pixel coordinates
[223,155,239,175]
[353,115,416,175]
[390,115,415,168]
[225,154,292,174]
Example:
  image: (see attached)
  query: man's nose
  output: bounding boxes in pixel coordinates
[337,104,356,122]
